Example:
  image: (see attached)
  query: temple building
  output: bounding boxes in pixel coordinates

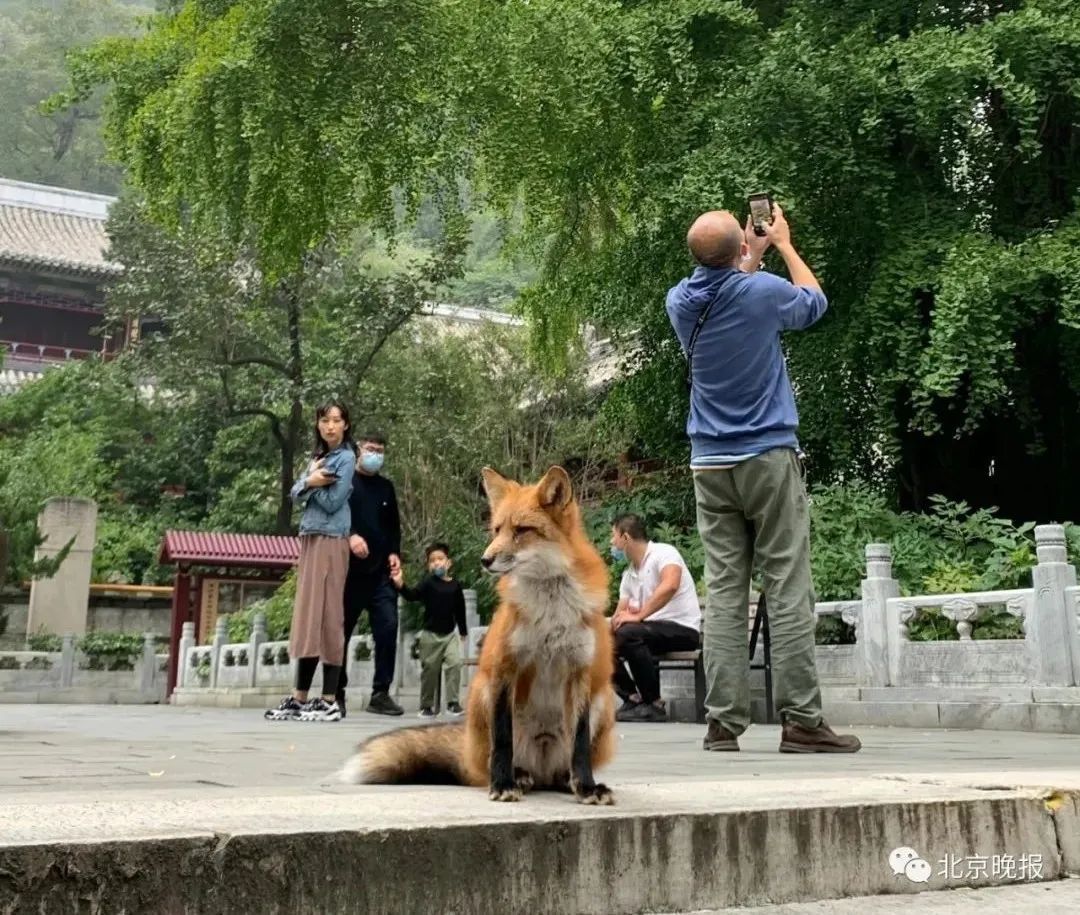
[0,178,125,395]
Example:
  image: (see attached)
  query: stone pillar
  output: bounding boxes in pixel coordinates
[59,633,75,688]
[464,589,480,633]
[209,617,227,688]
[249,612,267,687]
[177,621,195,690]
[859,543,899,687]
[26,498,98,639]
[1028,525,1078,686]
[138,632,157,692]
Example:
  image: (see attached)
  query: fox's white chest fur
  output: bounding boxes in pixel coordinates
[505,571,599,783]
[508,573,596,668]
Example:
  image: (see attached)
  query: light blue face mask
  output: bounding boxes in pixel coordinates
[432,565,448,579]
[360,452,384,474]
[610,546,626,563]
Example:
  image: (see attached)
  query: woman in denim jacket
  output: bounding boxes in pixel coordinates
[265,401,356,722]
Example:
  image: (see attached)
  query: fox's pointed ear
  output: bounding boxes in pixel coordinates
[538,466,573,510]
[481,467,511,507]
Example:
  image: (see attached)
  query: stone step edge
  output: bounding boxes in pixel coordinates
[4,791,1077,914]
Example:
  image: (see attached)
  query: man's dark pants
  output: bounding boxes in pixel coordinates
[613,620,700,704]
[339,571,398,696]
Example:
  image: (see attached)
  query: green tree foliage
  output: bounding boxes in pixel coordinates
[70,0,1080,520]
[62,0,478,279]
[356,320,606,623]
[104,196,466,532]
[0,0,150,192]
[457,0,1080,523]
[0,358,218,584]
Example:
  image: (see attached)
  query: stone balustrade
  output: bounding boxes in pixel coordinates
[0,632,168,702]
[172,529,1080,730]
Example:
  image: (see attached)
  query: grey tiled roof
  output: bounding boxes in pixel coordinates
[0,178,119,279]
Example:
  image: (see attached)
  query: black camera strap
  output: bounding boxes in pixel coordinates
[685,299,716,392]
[684,269,739,392]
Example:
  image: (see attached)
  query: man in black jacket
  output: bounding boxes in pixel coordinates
[338,433,405,716]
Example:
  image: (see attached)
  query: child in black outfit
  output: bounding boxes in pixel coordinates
[391,542,468,718]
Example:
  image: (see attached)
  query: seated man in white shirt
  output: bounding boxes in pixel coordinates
[609,513,702,722]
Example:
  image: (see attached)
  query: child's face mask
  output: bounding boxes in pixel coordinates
[360,451,384,473]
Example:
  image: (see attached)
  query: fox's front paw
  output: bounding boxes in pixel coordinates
[513,768,535,794]
[574,782,614,806]
[489,782,522,802]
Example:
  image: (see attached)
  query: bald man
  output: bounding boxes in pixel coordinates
[666,204,861,755]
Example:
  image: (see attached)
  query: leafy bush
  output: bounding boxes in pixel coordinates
[78,631,144,671]
[816,616,856,646]
[226,572,297,642]
[24,655,53,670]
[92,509,174,585]
[583,476,700,612]
[582,477,1068,642]
[26,629,62,652]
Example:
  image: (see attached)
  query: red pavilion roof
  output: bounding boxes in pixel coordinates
[158,530,300,569]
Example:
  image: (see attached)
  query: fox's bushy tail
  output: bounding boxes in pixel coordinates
[339,722,468,785]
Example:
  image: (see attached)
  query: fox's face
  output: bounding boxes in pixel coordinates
[480,466,576,579]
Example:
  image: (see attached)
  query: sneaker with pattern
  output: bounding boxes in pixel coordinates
[299,698,342,722]
[264,696,303,721]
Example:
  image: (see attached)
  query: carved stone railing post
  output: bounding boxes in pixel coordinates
[859,543,898,686]
[463,589,480,634]
[177,621,195,689]
[210,618,228,688]
[1029,525,1078,685]
[893,602,915,687]
[138,632,157,692]
[249,612,267,687]
[60,633,76,688]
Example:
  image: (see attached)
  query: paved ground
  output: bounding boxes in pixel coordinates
[3,704,1080,801]
[2,706,1079,913]
[685,879,1080,913]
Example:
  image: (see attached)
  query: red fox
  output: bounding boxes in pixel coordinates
[340,465,616,803]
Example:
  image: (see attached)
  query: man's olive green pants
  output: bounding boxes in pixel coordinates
[418,629,462,710]
[693,447,823,735]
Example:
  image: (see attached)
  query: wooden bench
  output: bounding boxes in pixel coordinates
[656,594,775,726]
[655,650,707,724]
[448,598,774,727]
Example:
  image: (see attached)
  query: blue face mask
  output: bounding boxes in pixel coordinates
[610,546,626,563]
[360,452,384,474]
[432,565,448,579]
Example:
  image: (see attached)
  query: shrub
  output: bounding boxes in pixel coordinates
[584,477,1070,642]
[78,632,144,671]
[226,572,297,642]
[26,629,62,652]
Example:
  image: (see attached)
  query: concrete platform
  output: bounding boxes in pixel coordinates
[685,879,1080,913]
[1,706,1079,913]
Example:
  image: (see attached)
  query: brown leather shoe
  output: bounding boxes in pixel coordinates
[702,719,739,751]
[779,721,861,753]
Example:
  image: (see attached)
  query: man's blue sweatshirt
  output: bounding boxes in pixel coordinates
[665,266,828,468]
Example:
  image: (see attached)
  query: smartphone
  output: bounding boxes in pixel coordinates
[748,192,773,237]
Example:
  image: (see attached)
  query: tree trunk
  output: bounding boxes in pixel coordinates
[275,280,305,535]
[275,431,295,535]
